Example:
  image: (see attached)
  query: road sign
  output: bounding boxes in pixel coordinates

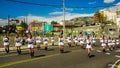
[44,24,53,32]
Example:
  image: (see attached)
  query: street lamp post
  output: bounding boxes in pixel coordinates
[63,0,66,41]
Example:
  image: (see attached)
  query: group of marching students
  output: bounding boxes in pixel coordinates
[2,33,120,58]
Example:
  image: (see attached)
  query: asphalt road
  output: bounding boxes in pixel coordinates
[0,44,120,68]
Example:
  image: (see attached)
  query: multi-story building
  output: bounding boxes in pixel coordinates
[100,10,116,23]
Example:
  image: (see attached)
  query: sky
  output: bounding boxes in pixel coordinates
[0,0,120,25]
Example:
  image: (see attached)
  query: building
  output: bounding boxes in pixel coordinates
[28,22,42,32]
[100,10,116,23]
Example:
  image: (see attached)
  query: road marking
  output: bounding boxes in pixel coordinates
[0,54,18,58]
[105,52,111,55]
[0,53,60,68]
[0,50,81,67]
[111,59,120,68]
[115,50,120,52]
[96,50,102,52]
[115,55,120,58]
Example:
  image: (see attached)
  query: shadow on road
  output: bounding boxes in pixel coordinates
[63,51,71,53]
[89,55,95,58]
[34,54,46,58]
[47,49,55,51]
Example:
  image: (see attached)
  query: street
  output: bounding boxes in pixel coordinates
[0,44,120,68]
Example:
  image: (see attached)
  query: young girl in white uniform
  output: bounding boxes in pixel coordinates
[116,39,119,48]
[26,34,35,57]
[100,36,107,52]
[73,35,78,46]
[3,34,10,53]
[36,35,41,50]
[67,35,72,47]
[112,38,116,49]
[58,35,64,53]
[79,35,85,49]
[91,36,96,47]
[43,36,49,51]
[51,36,55,46]
[15,34,22,55]
[86,36,92,57]
[108,37,113,51]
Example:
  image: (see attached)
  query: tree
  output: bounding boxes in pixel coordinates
[20,21,28,30]
[94,11,106,32]
[94,11,105,23]
[51,21,58,24]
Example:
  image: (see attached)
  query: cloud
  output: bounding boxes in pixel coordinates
[49,11,70,15]
[88,1,96,4]
[49,12,63,15]
[0,19,8,26]
[104,0,115,3]
[66,8,73,11]
[0,13,93,26]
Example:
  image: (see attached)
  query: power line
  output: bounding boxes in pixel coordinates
[7,0,62,8]
[7,0,120,9]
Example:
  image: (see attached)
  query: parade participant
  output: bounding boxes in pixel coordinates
[79,35,85,49]
[67,35,72,47]
[86,36,92,57]
[15,34,22,55]
[3,34,10,53]
[100,36,107,52]
[35,35,41,50]
[43,35,49,51]
[51,36,55,46]
[26,34,35,57]
[116,39,120,48]
[73,35,78,46]
[108,37,113,51]
[58,35,64,53]
[112,38,116,49]
[91,36,96,47]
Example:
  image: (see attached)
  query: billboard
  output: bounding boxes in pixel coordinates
[44,24,53,32]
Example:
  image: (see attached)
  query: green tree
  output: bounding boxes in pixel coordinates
[20,21,28,30]
[51,21,58,24]
[94,11,105,23]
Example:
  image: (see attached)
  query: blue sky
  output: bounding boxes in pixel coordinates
[0,0,120,19]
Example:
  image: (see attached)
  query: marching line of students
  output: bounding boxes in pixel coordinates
[2,33,120,58]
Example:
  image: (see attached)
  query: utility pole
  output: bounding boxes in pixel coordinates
[7,15,10,35]
[63,0,66,41]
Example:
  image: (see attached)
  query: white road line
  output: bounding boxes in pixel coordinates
[105,52,111,55]
[111,59,120,68]
[115,55,120,58]
[0,54,18,58]
[115,50,120,52]
[96,50,102,52]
